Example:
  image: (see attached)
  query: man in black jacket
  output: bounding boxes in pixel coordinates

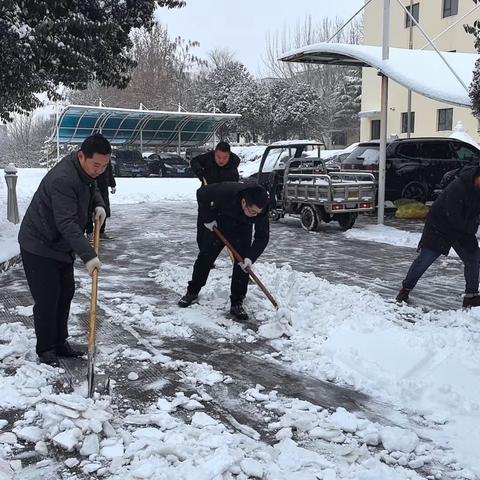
[86,160,116,240]
[396,166,480,308]
[18,134,110,366]
[190,142,240,249]
[178,182,270,320]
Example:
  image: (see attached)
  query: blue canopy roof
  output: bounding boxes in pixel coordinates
[54,105,241,147]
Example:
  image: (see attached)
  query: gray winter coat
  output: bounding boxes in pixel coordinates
[18,152,105,263]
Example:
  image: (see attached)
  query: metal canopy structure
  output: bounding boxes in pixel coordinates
[54,105,241,148]
[279,43,478,107]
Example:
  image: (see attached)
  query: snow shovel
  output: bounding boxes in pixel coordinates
[87,219,108,398]
[212,226,278,308]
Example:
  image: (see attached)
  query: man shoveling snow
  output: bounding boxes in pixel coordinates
[178,182,269,321]
[18,134,110,366]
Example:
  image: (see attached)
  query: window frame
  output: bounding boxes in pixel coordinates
[401,112,416,134]
[405,2,420,28]
[371,120,381,140]
[442,0,458,18]
[437,108,453,131]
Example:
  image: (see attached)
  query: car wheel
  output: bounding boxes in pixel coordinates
[401,181,428,203]
[300,205,319,231]
[337,213,357,231]
[269,210,281,222]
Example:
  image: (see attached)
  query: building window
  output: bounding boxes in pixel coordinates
[405,3,420,28]
[442,0,458,18]
[371,120,381,140]
[437,108,453,131]
[401,112,415,134]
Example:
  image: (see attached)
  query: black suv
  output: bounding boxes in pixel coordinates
[341,138,480,203]
[144,153,193,177]
[111,150,149,177]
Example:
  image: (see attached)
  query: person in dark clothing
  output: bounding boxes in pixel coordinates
[18,134,111,366]
[178,182,270,320]
[190,142,241,249]
[396,166,480,308]
[86,160,116,240]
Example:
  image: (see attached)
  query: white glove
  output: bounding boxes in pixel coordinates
[204,220,218,231]
[86,257,101,276]
[239,257,252,272]
[111,187,116,194]
[94,206,107,226]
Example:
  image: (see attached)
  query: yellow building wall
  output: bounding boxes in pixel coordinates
[361,0,479,142]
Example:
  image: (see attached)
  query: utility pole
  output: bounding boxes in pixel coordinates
[378,0,390,225]
[406,0,414,138]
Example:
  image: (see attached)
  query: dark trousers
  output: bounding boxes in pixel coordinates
[21,248,75,354]
[188,228,251,305]
[403,245,480,294]
[196,212,207,250]
[86,218,107,235]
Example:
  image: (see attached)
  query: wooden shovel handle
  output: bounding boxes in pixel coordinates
[88,219,101,355]
[212,226,278,309]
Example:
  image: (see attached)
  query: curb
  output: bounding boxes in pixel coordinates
[0,254,21,273]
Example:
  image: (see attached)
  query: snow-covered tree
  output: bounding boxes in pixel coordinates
[0,0,184,121]
[333,68,362,138]
[227,80,270,142]
[70,23,204,111]
[266,81,323,141]
[465,1,480,118]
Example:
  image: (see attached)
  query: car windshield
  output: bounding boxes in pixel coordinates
[343,146,379,166]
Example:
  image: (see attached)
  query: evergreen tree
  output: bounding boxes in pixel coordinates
[0,0,184,121]
[465,1,480,117]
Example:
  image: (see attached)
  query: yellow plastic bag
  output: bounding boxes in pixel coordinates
[395,201,429,219]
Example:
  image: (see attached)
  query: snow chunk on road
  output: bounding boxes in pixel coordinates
[380,426,419,453]
[329,407,359,433]
[191,412,218,428]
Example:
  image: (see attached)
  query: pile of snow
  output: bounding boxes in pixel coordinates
[150,259,480,475]
[344,224,421,249]
[450,121,480,150]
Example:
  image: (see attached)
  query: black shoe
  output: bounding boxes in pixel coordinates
[462,295,480,308]
[56,341,86,358]
[178,292,198,308]
[396,288,410,303]
[230,304,249,321]
[100,232,113,240]
[38,349,60,367]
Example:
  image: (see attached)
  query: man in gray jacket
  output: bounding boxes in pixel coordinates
[18,134,110,366]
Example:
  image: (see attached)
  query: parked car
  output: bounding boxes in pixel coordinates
[111,150,149,177]
[340,138,480,203]
[144,152,193,177]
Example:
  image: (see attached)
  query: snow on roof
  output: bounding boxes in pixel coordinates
[449,121,480,150]
[269,139,324,147]
[279,43,479,107]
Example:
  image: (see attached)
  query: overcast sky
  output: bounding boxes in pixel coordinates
[155,0,364,76]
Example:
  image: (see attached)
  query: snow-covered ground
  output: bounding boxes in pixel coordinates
[2,169,480,478]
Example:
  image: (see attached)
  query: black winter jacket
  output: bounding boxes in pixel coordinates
[97,161,116,192]
[420,166,480,255]
[190,150,240,184]
[18,152,105,263]
[197,182,269,262]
